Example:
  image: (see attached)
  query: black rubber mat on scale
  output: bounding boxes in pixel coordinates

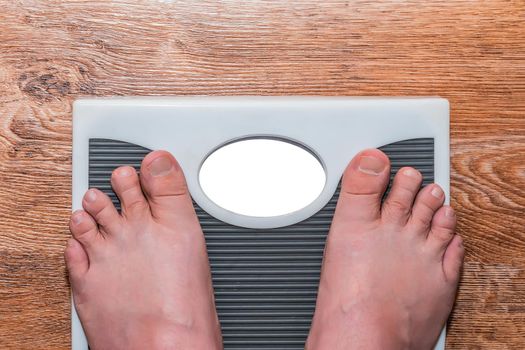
[88,138,434,349]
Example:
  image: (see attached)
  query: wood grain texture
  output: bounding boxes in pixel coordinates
[0,0,523,348]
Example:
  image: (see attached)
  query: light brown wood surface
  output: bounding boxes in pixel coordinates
[0,1,524,349]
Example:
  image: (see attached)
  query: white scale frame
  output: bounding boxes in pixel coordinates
[72,96,450,350]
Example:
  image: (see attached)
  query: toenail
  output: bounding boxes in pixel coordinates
[358,155,386,175]
[148,155,174,177]
[403,168,419,178]
[116,167,133,177]
[85,189,97,203]
[72,212,83,224]
[445,207,455,217]
[431,186,444,199]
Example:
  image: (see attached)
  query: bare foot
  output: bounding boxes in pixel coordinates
[306,149,464,350]
[65,151,222,350]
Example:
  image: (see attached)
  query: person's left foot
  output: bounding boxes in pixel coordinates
[65,151,222,350]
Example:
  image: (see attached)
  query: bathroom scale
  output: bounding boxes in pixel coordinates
[72,96,450,349]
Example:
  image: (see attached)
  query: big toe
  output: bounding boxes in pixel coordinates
[140,151,196,223]
[334,149,390,226]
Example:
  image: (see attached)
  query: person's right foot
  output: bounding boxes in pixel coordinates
[306,149,464,350]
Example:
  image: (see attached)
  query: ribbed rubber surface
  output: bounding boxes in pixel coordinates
[88,138,434,349]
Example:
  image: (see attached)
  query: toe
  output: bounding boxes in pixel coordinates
[427,205,457,254]
[408,184,445,234]
[64,237,89,286]
[382,167,422,226]
[443,234,465,284]
[111,166,149,219]
[82,188,122,235]
[139,151,196,222]
[69,210,101,251]
[334,149,390,226]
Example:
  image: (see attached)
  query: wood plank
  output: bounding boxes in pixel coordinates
[0,1,524,348]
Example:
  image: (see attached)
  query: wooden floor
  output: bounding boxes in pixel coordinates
[0,1,523,348]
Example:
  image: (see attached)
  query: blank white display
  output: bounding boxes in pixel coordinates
[199,138,326,217]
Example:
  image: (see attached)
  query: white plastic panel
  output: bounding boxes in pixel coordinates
[72,96,449,350]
